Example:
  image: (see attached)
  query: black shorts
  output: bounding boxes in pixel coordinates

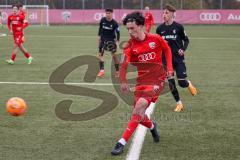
[163,55,187,79]
[99,39,117,54]
[173,61,187,79]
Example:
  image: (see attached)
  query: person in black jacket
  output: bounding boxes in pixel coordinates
[97,9,120,78]
[156,4,197,112]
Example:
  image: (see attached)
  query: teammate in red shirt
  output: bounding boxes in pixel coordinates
[18,4,26,19]
[111,11,173,156]
[6,5,33,65]
[144,6,154,33]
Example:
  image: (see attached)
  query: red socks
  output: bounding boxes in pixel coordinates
[11,54,16,61]
[24,52,30,58]
[122,114,142,142]
[122,114,154,142]
[10,52,31,61]
[140,114,154,129]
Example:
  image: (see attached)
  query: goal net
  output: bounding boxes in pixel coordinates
[0,5,49,26]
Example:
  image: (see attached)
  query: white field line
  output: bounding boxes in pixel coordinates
[126,103,156,160]
[0,33,7,37]
[0,81,119,85]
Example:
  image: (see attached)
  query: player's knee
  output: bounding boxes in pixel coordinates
[132,108,145,118]
[178,79,189,88]
[133,98,148,114]
[132,110,144,118]
[168,78,177,91]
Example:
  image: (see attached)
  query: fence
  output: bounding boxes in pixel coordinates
[0,0,240,9]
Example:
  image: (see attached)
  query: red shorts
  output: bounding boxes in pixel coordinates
[133,84,163,108]
[13,33,25,45]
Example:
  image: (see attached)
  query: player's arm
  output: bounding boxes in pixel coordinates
[98,18,103,41]
[156,26,162,36]
[7,16,12,33]
[179,25,189,52]
[22,19,29,29]
[22,9,26,19]
[115,22,120,46]
[158,35,173,77]
[151,13,154,25]
[119,43,131,93]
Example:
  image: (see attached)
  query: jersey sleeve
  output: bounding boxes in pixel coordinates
[114,21,120,41]
[7,16,11,30]
[22,15,28,29]
[119,41,132,83]
[23,19,29,29]
[156,25,162,36]
[157,35,173,73]
[98,18,103,36]
[179,24,189,51]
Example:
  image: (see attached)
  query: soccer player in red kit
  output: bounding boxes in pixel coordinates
[6,5,33,65]
[18,4,26,19]
[144,6,154,33]
[111,11,173,155]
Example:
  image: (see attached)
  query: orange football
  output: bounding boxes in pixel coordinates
[6,97,27,116]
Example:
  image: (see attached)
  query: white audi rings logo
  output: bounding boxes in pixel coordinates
[1,12,8,21]
[138,52,156,62]
[94,13,116,21]
[94,13,105,21]
[200,13,221,21]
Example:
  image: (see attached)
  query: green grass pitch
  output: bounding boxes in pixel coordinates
[0,25,240,160]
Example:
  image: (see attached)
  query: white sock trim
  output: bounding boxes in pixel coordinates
[118,138,126,145]
[177,100,182,104]
[150,123,154,130]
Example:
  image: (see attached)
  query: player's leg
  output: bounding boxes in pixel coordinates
[165,59,183,112]
[104,40,119,77]
[97,40,105,77]
[145,24,151,33]
[132,98,159,143]
[176,62,197,96]
[140,111,159,143]
[111,98,148,155]
[111,97,159,155]
[18,43,33,64]
[6,43,18,64]
[168,77,184,112]
[111,51,120,78]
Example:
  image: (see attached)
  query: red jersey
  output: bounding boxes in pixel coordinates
[120,33,173,86]
[19,10,26,19]
[144,12,154,26]
[8,14,28,34]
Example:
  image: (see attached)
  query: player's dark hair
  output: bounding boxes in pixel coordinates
[123,11,145,26]
[12,4,19,9]
[164,4,176,12]
[18,4,23,8]
[105,9,113,13]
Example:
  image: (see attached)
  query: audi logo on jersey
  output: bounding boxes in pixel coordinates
[199,13,221,21]
[138,52,156,62]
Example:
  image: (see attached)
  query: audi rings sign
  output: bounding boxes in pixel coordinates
[1,9,240,24]
[200,12,221,21]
